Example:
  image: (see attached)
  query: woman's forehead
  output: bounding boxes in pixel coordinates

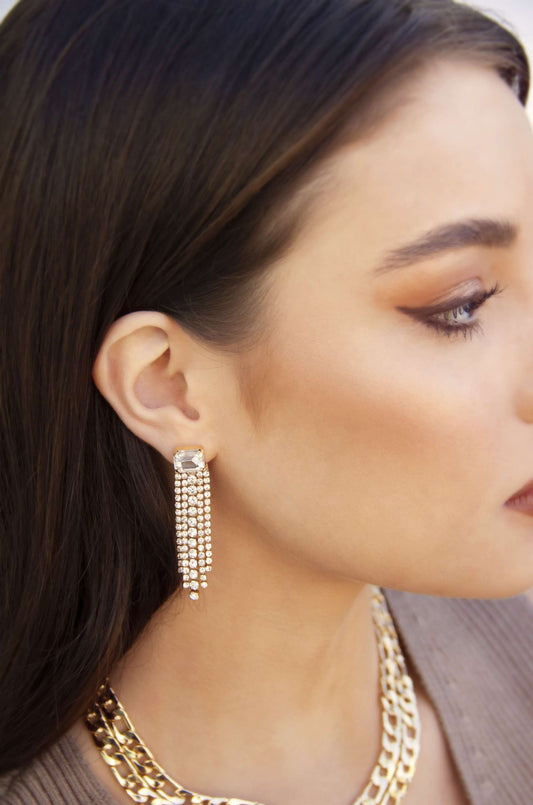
[288,59,532,252]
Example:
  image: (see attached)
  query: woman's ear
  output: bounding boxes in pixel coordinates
[92,310,218,463]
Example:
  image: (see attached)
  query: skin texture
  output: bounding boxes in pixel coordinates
[77,59,533,805]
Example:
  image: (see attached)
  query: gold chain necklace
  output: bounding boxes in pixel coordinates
[85,586,420,805]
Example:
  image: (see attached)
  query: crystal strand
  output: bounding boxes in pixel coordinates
[201,467,212,577]
[186,472,200,600]
[175,467,190,589]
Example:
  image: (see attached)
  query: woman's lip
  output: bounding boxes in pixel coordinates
[505,499,533,516]
[506,478,533,504]
[505,479,533,515]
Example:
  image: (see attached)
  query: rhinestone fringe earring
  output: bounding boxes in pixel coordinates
[173,446,212,600]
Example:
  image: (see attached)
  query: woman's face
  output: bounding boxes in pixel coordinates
[206,58,533,598]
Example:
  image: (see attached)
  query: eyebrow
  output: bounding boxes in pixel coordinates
[372,217,518,276]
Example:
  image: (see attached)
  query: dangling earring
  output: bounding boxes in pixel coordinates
[173,446,212,600]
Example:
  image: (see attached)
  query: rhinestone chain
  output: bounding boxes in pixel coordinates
[85,586,420,804]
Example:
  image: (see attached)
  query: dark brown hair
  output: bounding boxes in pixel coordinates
[0,0,529,773]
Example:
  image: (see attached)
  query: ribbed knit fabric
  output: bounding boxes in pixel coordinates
[382,588,533,805]
[0,730,116,804]
[1,589,532,805]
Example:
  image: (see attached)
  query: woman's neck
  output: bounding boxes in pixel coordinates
[102,553,382,805]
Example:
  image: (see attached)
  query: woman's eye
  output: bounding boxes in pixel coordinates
[398,282,505,341]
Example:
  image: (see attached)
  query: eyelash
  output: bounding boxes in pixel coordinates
[416,282,504,340]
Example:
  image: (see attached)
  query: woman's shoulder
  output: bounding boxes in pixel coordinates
[0,730,118,805]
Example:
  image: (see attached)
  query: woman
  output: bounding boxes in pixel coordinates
[1,0,532,802]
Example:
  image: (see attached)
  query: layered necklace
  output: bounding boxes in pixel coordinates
[85,585,420,805]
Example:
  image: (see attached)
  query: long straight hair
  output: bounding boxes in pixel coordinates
[0,0,529,772]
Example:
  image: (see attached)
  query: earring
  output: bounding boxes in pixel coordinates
[173,446,212,600]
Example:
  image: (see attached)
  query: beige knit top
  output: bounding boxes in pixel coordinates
[1,588,532,805]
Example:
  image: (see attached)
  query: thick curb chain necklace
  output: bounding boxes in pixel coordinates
[85,586,421,805]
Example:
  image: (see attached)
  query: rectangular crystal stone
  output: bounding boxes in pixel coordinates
[174,448,205,473]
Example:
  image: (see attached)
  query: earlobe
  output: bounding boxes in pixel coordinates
[91,311,207,463]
